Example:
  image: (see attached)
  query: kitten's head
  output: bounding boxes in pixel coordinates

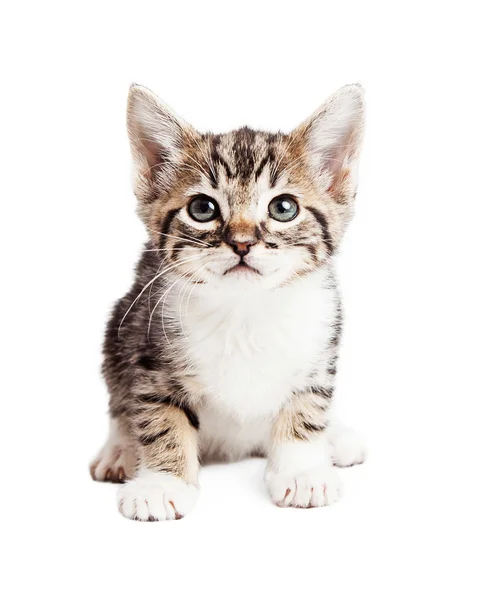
[127,84,364,290]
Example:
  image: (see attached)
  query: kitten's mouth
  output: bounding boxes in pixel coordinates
[224,261,261,276]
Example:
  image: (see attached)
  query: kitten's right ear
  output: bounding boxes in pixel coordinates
[127,84,191,206]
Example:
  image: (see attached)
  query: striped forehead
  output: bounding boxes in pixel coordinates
[207,127,285,190]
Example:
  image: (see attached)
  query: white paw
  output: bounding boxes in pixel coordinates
[265,466,342,508]
[329,425,366,468]
[117,470,199,521]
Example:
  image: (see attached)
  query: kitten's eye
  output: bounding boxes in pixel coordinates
[188,195,220,222]
[268,195,299,222]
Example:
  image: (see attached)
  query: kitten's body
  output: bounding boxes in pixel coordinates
[106,254,338,461]
[91,84,366,520]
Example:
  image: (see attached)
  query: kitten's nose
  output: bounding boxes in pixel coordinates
[224,220,258,257]
[230,239,256,257]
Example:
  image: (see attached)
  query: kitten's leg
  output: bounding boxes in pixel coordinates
[90,416,137,483]
[265,390,341,508]
[328,419,366,468]
[117,397,200,521]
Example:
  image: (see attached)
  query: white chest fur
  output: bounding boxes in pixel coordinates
[181,269,337,426]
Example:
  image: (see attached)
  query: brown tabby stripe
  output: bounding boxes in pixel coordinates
[305,206,334,254]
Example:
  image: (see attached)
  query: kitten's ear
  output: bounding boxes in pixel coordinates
[127,84,192,205]
[294,84,364,204]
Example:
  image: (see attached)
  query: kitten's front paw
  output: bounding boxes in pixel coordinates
[330,425,366,468]
[90,442,136,483]
[117,471,199,521]
[265,467,341,508]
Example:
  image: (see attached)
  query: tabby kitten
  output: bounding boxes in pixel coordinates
[90,84,366,521]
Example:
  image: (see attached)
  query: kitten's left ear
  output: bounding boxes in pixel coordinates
[294,84,364,204]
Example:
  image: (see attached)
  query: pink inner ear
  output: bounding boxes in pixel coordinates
[140,138,165,181]
[142,138,161,172]
[323,123,360,199]
[321,138,357,204]
[324,123,355,177]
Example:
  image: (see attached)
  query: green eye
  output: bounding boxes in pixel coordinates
[188,195,220,223]
[268,195,299,222]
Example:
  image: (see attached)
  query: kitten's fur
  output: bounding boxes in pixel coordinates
[90,84,366,520]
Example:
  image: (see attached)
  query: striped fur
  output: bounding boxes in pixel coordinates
[91,83,366,520]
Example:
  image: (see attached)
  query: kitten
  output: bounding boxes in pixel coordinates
[90,83,366,521]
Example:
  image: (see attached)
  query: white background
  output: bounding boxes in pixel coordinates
[1,1,478,598]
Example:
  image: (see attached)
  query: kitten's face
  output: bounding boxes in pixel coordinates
[127,85,364,290]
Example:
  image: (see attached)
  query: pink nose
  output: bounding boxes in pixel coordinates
[230,239,256,257]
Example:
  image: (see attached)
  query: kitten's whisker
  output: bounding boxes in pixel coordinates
[148,261,201,343]
[147,255,207,302]
[178,262,211,338]
[161,225,213,247]
[177,266,201,337]
[172,230,213,247]
[118,254,204,336]
[144,248,182,252]
[143,246,209,253]
[148,254,170,314]
[184,263,211,326]
[157,273,190,345]
[147,228,211,247]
